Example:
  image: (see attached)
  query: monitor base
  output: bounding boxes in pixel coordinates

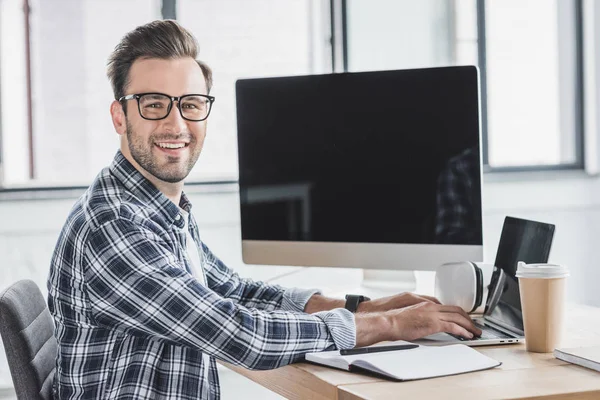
[360,270,417,297]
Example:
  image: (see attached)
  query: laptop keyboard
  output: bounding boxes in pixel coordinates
[448,320,513,341]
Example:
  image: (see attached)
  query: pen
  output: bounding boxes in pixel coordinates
[340,344,419,356]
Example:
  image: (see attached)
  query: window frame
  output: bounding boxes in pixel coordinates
[0,0,589,192]
[477,0,585,172]
[334,0,586,173]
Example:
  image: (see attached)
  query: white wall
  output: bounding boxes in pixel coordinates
[1,172,598,305]
[483,171,600,307]
[0,173,598,392]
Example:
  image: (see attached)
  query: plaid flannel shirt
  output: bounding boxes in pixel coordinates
[47,150,355,399]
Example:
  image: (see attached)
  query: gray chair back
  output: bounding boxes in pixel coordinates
[0,280,56,399]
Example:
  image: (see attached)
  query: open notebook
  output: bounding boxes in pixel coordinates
[305,342,501,381]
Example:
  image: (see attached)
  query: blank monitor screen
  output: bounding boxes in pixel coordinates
[236,66,483,269]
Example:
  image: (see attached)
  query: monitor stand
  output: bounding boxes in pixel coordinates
[360,270,417,298]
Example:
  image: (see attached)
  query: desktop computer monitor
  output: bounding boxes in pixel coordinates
[235,66,483,271]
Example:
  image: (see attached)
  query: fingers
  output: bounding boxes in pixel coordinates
[405,293,439,305]
[438,310,482,337]
[418,294,441,304]
[437,305,474,322]
[387,302,481,341]
[441,321,474,339]
[420,304,481,336]
[387,293,435,311]
[410,295,435,305]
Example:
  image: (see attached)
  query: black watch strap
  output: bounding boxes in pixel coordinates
[344,294,370,313]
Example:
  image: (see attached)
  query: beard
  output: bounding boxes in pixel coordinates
[125,120,202,183]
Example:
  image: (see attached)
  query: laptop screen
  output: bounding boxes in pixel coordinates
[484,217,555,334]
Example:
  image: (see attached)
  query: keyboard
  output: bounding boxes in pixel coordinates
[448,320,513,341]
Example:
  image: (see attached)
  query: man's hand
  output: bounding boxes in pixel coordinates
[357,292,440,313]
[355,302,482,347]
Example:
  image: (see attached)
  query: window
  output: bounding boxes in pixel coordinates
[1,0,161,186]
[0,0,330,186]
[344,0,583,170]
[483,0,582,168]
[0,0,587,188]
[178,0,330,181]
[346,0,477,71]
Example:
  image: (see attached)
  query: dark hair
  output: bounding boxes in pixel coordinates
[107,20,213,104]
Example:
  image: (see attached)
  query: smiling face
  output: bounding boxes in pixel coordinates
[111,57,208,186]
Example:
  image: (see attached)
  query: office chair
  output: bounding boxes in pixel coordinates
[0,280,56,399]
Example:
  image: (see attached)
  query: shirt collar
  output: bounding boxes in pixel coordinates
[109,150,192,228]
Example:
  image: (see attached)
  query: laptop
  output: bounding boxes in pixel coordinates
[415,216,555,347]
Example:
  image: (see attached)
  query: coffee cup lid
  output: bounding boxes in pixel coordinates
[516,262,569,279]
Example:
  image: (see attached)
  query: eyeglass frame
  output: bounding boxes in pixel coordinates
[118,92,216,121]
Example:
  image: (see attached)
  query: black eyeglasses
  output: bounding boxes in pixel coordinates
[119,92,215,121]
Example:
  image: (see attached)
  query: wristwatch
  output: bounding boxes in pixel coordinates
[344,294,370,313]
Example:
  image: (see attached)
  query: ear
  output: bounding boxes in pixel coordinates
[110,100,127,136]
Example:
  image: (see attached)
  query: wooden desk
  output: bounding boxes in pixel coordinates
[223,304,600,400]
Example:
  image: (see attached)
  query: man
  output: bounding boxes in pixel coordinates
[47,20,480,399]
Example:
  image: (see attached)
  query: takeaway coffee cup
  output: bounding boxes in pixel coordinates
[516,262,569,353]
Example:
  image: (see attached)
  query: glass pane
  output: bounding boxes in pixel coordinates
[1,0,161,185]
[346,0,580,169]
[347,0,478,71]
[178,0,328,181]
[485,0,579,167]
[1,0,31,184]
